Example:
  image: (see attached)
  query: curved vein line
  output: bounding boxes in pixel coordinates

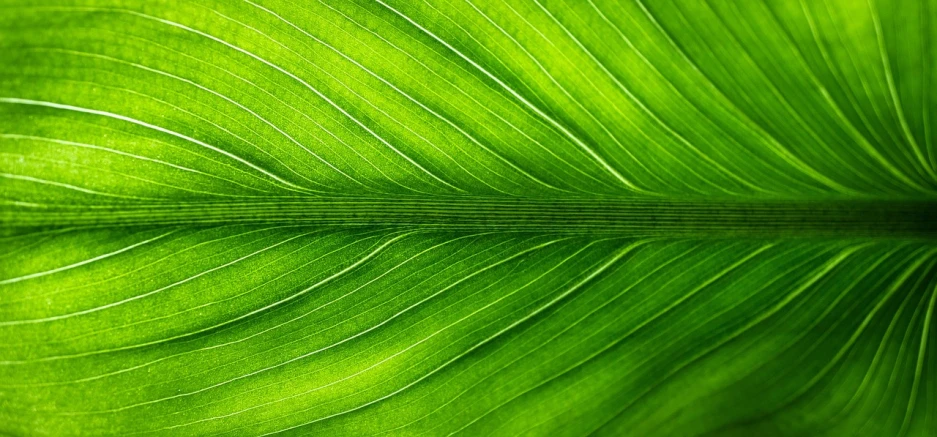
[781,246,937,407]
[83,235,555,415]
[243,0,566,195]
[522,0,760,195]
[587,0,851,195]
[0,226,278,308]
[591,243,867,435]
[164,236,586,431]
[446,240,763,435]
[0,134,271,196]
[0,172,166,201]
[250,238,641,436]
[28,232,479,388]
[0,98,308,193]
[749,246,913,433]
[115,234,514,413]
[46,49,375,192]
[866,0,935,180]
[210,8,505,196]
[898,270,936,436]
[852,258,935,435]
[469,0,688,195]
[373,0,642,192]
[0,230,176,285]
[54,33,432,196]
[699,0,928,193]
[314,0,620,194]
[124,9,463,194]
[0,152,256,199]
[381,241,683,436]
[797,0,905,164]
[0,228,311,325]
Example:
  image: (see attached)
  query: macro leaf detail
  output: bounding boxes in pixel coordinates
[0,0,935,435]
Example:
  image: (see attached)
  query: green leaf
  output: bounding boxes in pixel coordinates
[0,0,934,436]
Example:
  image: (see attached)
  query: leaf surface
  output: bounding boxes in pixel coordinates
[0,0,935,435]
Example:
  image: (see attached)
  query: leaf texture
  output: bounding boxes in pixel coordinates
[0,0,935,435]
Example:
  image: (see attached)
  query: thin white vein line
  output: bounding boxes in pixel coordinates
[38,110,279,194]
[0,229,313,326]
[520,246,828,436]
[0,98,307,193]
[0,172,166,201]
[39,58,349,194]
[446,240,762,435]
[0,225,277,308]
[116,234,515,411]
[373,0,641,192]
[39,229,350,348]
[82,235,552,416]
[632,0,883,195]
[697,0,928,193]
[461,0,687,195]
[883,262,936,436]
[464,0,669,194]
[378,241,681,436]
[208,9,501,196]
[697,0,898,191]
[530,0,742,194]
[37,53,359,193]
[503,1,711,196]
[589,244,869,435]
[313,0,619,194]
[31,68,335,194]
[242,0,566,195]
[0,152,249,199]
[866,0,935,180]
[584,0,850,195]
[777,0,917,190]
[36,37,427,196]
[0,229,403,366]
[165,236,584,432]
[16,9,379,194]
[414,241,720,436]
[770,246,913,429]
[139,232,412,349]
[808,0,906,150]
[52,49,373,191]
[407,0,624,195]
[851,256,934,435]
[734,244,898,398]
[510,0,748,196]
[782,246,937,405]
[418,0,557,116]
[831,248,933,425]
[0,134,269,196]
[199,248,544,433]
[510,243,827,437]
[898,268,936,436]
[0,230,176,286]
[797,0,901,153]
[653,0,902,194]
[117,9,462,193]
[184,259,529,435]
[22,233,481,388]
[250,238,639,436]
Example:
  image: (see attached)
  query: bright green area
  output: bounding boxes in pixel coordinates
[0,0,935,435]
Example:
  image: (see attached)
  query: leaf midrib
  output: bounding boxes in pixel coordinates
[4,198,934,237]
